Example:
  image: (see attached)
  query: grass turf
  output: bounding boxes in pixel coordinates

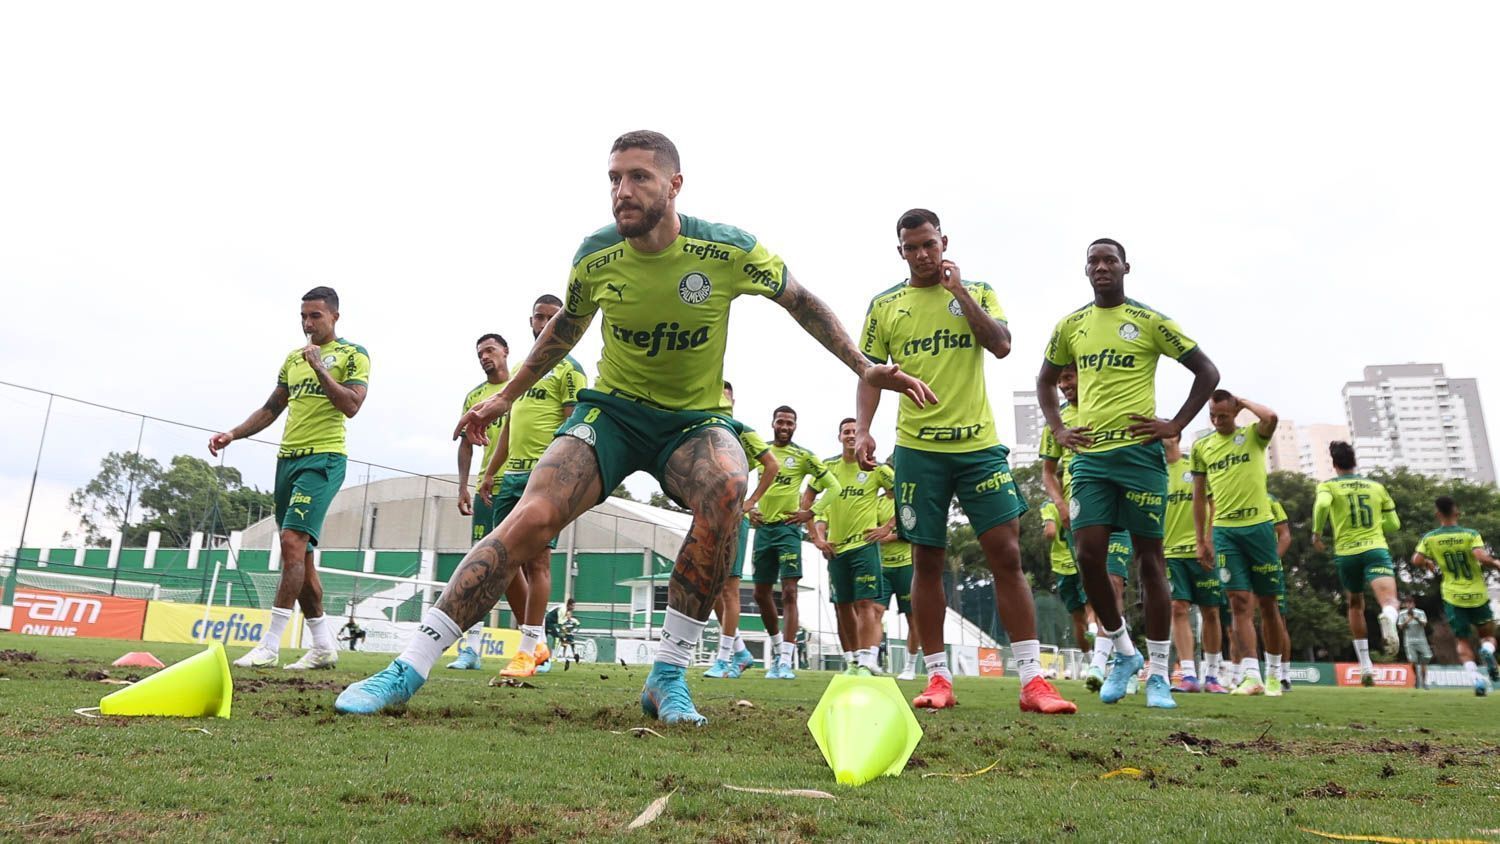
[1,632,1497,842]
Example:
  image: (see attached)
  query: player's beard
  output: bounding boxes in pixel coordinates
[614,195,669,238]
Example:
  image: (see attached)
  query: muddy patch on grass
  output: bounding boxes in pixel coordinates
[1301,781,1348,799]
[443,818,538,842]
[13,808,204,837]
[237,676,345,693]
[0,650,38,663]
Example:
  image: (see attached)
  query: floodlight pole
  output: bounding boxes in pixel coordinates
[6,394,53,605]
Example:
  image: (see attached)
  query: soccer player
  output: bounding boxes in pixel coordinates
[1041,501,1089,672]
[810,418,895,675]
[448,331,520,670]
[705,381,779,679]
[1269,494,1294,692]
[336,130,931,723]
[1410,495,1500,695]
[751,406,841,680]
[209,286,369,670]
[1191,391,1285,696]
[1397,596,1432,690]
[1038,238,1220,709]
[474,294,588,678]
[1312,441,1401,686]
[1163,431,1225,693]
[856,209,1075,714]
[871,477,921,680]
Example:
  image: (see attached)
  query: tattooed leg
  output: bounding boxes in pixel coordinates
[662,427,749,621]
[436,437,601,630]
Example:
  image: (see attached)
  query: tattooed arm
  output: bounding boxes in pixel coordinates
[456,309,594,444]
[775,274,937,408]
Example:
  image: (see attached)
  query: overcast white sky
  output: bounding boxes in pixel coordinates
[3,2,1498,547]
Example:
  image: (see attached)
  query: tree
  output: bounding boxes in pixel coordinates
[67,451,162,545]
[647,489,688,514]
[609,484,637,501]
[69,452,273,547]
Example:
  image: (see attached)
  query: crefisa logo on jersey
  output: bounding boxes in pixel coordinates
[948,298,964,317]
[1118,323,1140,341]
[679,272,712,304]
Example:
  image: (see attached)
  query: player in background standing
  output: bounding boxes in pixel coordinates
[869,473,921,680]
[705,381,779,679]
[857,209,1075,714]
[1268,494,1294,692]
[1041,500,1090,676]
[475,294,588,678]
[1397,596,1432,690]
[1039,238,1220,709]
[1163,431,1225,693]
[210,287,369,670]
[449,332,517,670]
[1410,495,1500,695]
[751,406,841,679]
[1312,441,1401,686]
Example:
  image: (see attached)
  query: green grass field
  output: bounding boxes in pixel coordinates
[2,633,1497,843]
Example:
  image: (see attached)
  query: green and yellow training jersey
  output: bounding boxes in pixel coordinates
[1040,402,1079,499]
[1163,456,1197,557]
[564,215,787,412]
[1269,495,1288,525]
[277,338,370,459]
[860,281,1005,453]
[463,378,508,482]
[875,494,912,568]
[1190,425,1272,528]
[1039,501,1077,575]
[1313,475,1399,555]
[813,458,895,554]
[1044,299,1198,454]
[755,442,839,523]
[500,356,587,474]
[725,418,771,467]
[1416,526,1490,608]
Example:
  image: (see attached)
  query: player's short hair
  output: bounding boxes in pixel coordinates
[611,130,680,173]
[476,333,508,350]
[897,208,941,236]
[566,597,576,608]
[1329,441,1357,470]
[838,417,857,430]
[723,380,733,392]
[1059,361,1078,372]
[1089,238,1127,262]
[302,286,339,311]
[534,294,563,308]
[773,405,797,419]
[1435,495,1458,516]
[1210,389,1236,405]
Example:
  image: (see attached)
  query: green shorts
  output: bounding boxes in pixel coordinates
[881,564,913,614]
[828,543,882,605]
[492,471,558,550]
[1167,557,1224,606]
[1107,532,1133,583]
[274,453,346,546]
[730,515,750,580]
[1444,601,1495,639]
[1214,523,1284,596]
[557,389,740,505]
[893,444,1026,548]
[1336,549,1395,593]
[1067,442,1167,538]
[1055,571,1088,613]
[752,523,805,584]
[470,490,497,543]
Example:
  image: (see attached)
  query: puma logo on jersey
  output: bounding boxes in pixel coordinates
[606,282,628,301]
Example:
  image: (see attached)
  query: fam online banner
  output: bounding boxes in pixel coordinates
[8,587,147,639]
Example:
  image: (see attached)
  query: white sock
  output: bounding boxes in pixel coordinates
[1354,638,1372,670]
[306,615,336,651]
[1012,639,1042,684]
[1278,660,1290,682]
[655,608,706,668]
[1090,637,1115,670]
[1106,623,1138,658]
[1230,661,1244,685]
[1087,622,1099,637]
[734,634,747,653]
[1265,654,1281,680]
[857,648,879,670]
[1146,639,1170,679]
[1205,653,1220,679]
[771,632,785,652]
[519,624,543,655]
[1180,659,1197,679]
[924,652,952,681]
[1481,641,1496,658]
[398,608,463,679]
[779,641,796,667]
[843,650,855,667]
[1241,657,1262,681]
[717,636,735,661]
[1464,660,1479,681]
[261,607,293,652]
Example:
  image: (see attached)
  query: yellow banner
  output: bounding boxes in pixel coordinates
[143,602,297,649]
[443,626,522,661]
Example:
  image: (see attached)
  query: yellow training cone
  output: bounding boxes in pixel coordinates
[99,642,233,718]
[807,675,922,786]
